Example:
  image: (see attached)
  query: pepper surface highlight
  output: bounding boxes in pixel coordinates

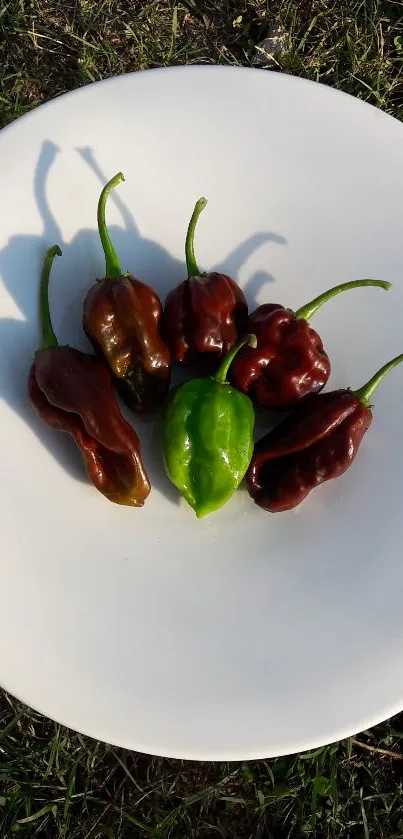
[164,197,248,367]
[161,334,257,517]
[246,353,403,512]
[29,245,151,506]
[83,172,171,412]
[231,279,391,410]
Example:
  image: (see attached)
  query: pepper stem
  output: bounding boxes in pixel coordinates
[97,172,125,278]
[352,354,403,408]
[185,197,207,277]
[294,279,391,321]
[39,245,62,349]
[214,334,257,385]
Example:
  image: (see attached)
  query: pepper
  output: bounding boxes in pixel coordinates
[83,172,171,412]
[29,245,151,506]
[161,335,257,517]
[246,353,403,512]
[230,279,391,410]
[164,197,248,366]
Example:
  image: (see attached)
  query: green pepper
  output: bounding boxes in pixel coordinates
[161,335,257,518]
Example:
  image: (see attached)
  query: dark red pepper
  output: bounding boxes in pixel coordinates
[29,246,151,506]
[246,354,403,512]
[164,197,248,366]
[231,280,391,409]
[83,173,171,413]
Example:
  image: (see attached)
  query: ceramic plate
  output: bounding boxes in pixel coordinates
[1,67,403,760]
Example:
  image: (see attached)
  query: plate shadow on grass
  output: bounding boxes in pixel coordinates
[0,139,286,501]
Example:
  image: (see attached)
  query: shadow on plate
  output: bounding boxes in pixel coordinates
[0,139,286,504]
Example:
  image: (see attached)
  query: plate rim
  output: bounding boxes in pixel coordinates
[1,64,403,760]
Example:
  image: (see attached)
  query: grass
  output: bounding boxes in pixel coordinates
[0,1,402,126]
[3,696,403,838]
[1,0,403,836]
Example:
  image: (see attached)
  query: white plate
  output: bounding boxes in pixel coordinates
[1,66,403,760]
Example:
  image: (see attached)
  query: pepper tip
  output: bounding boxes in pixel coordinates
[194,504,209,519]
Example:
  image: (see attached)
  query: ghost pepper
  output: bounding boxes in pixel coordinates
[83,172,171,413]
[231,279,391,409]
[161,334,257,517]
[29,245,151,506]
[246,353,403,512]
[164,197,248,367]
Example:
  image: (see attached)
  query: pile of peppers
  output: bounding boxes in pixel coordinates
[29,173,403,518]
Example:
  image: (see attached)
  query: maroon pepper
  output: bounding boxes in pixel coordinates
[230,279,391,410]
[164,197,248,366]
[246,354,403,512]
[83,173,171,413]
[29,246,151,507]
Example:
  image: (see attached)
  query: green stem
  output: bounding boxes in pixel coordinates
[295,279,391,321]
[352,354,403,408]
[97,172,125,278]
[39,245,62,349]
[214,334,257,385]
[185,197,207,276]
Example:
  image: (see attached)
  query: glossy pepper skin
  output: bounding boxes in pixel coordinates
[246,354,403,512]
[164,197,248,366]
[231,279,391,410]
[83,173,171,412]
[29,246,151,506]
[161,335,257,518]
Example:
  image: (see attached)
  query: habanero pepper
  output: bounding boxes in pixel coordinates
[230,279,391,410]
[164,197,248,367]
[161,335,257,518]
[83,173,171,413]
[29,245,151,507]
[246,353,403,513]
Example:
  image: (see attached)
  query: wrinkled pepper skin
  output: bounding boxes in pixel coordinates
[161,336,256,518]
[231,280,391,410]
[164,270,248,365]
[29,347,151,506]
[246,354,403,512]
[246,390,370,512]
[231,303,330,409]
[29,246,151,507]
[164,197,247,366]
[83,173,171,412]
[83,274,171,413]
